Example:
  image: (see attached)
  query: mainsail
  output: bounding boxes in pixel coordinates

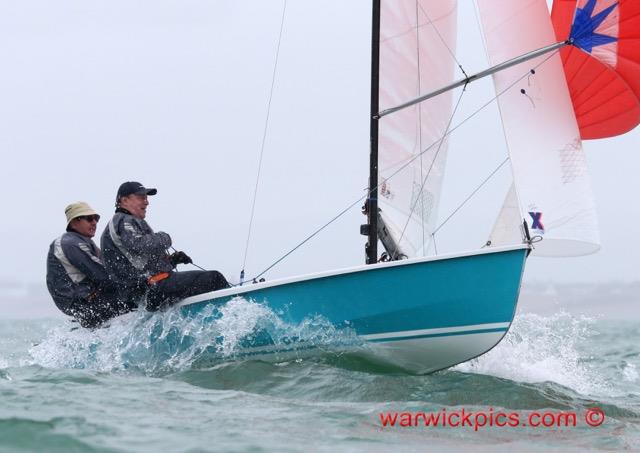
[376,0,458,259]
[478,0,600,256]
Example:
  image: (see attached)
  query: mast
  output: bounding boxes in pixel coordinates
[365,0,381,264]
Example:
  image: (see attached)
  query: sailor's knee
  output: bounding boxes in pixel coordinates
[208,270,229,289]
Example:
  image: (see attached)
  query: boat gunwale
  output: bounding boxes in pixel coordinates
[178,243,530,308]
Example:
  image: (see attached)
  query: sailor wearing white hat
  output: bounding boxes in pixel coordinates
[46,202,137,327]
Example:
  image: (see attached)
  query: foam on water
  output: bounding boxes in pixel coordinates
[24,301,634,402]
[4,307,639,451]
[454,311,608,396]
[27,297,359,374]
[623,363,638,383]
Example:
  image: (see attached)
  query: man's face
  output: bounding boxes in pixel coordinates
[70,215,99,238]
[119,193,149,219]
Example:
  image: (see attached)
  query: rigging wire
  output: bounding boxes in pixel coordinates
[432,157,510,235]
[390,49,561,253]
[249,50,561,282]
[169,246,208,271]
[413,1,469,254]
[395,83,467,253]
[417,2,468,78]
[472,0,527,228]
[415,1,426,256]
[471,0,491,64]
[240,0,288,285]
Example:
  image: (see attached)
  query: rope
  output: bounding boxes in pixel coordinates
[378,5,467,93]
[432,157,510,235]
[240,0,288,285]
[396,84,467,252]
[416,1,426,256]
[251,195,367,281]
[249,50,560,282]
[471,0,491,66]
[393,50,560,248]
[417,2,467,78]
[170,246,208,272]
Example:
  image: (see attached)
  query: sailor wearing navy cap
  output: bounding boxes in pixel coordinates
[101,181,229,311]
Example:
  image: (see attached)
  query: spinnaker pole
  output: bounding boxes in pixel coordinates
[376,39,570,119]
[364,0,381,265]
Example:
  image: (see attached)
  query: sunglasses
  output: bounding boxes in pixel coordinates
[77,215,100,223]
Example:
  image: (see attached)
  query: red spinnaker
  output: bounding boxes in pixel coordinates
[552,0,640,139]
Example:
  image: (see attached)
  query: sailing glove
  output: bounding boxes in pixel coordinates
[169,251,192,266]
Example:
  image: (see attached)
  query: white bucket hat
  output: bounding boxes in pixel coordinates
[64,202,99,226]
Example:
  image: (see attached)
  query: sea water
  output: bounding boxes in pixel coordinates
[0,298,638,452]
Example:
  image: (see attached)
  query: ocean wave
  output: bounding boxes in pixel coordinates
[454,312,610,397]
[28,297,360,374]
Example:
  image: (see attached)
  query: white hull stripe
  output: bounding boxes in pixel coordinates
[361,322,510,341]
[205,324,511,361]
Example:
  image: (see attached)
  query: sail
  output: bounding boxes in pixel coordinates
[478,0,600,256]
[377,0,458,258]
[552,0,640,139]
[487,184,523,248]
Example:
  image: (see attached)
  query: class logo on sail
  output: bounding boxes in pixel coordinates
[380,180,394,200]
[570,0,619,55]
[529,211,545,234]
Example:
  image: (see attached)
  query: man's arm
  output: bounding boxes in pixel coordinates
[118,218,172,255]
[62,238,114,291]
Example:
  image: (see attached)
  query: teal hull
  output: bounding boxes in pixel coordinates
[179,245,528,373]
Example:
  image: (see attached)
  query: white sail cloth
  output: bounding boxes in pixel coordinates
[478,0,600,256]
[377,0,458,258]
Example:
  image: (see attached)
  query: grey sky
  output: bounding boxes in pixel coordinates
[0,0,638,317]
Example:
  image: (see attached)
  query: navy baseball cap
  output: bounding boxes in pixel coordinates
[116,181,157,202]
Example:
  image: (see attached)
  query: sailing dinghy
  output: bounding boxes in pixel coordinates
[168,0,639,374]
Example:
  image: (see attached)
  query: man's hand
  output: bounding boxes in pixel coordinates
[169,251,192,266]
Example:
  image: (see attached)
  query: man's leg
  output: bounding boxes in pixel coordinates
[145,270,230,311]
[71,286,141,328]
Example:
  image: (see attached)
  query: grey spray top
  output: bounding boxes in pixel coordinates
[46,231,112,312]
[101,211,172,287]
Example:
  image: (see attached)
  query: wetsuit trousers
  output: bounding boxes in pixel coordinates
[68,289,138,328]
[145,270,230,311]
